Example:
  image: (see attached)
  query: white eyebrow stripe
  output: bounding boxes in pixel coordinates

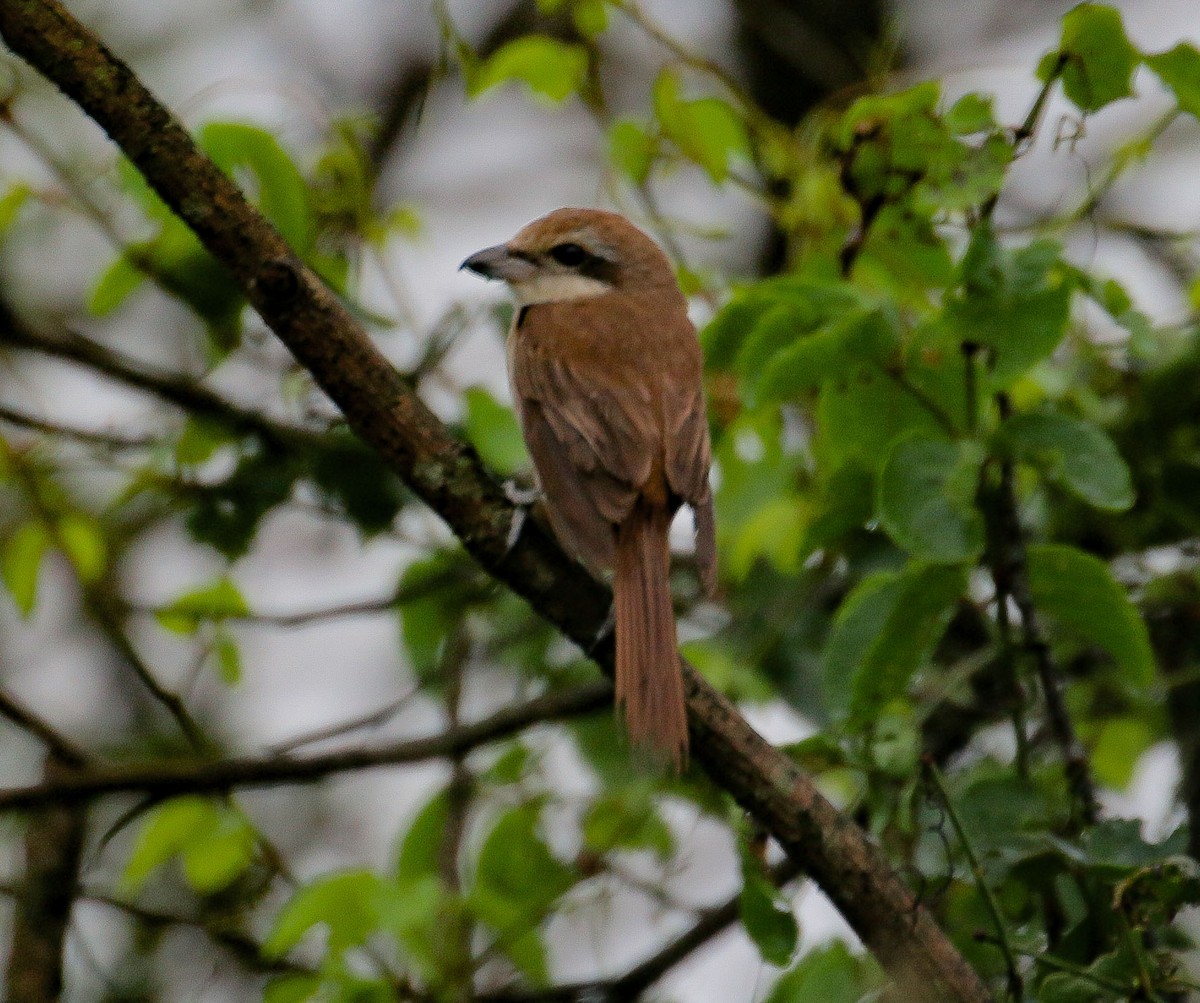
[511,273,612,305]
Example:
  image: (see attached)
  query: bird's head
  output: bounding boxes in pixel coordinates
[461,208,678,306]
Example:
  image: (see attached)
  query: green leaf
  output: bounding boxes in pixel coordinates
[1046,4,1139,112]
[469,801,573,985]
[213,628,242,685]
[1002,410,1134,511]
[1146,43,1200,117]
[395,789,449,887]
[397,553,461,682]
[0,183,31,235]
[88,254,146,316]
[175,417,236,467]
[653,69,749,183]
[823,563,967,724]
[766,942,878,1003]
[1026,544,1155,685]
[756,308,898,403]
[609,118,657,185]
[264,870,385,958]
[739,861,798,966]
[200,122,315,254]
[1090,716,1153,789]
[123,797,223,891]
[310,433,407,534]
[571,0,608,38]
[463,387,529,476]
[582,790,674,860]
[180,810,256,892]
[2,520,50,617]
[156,577,250,635]
[877,435,985,562]
[471,36,589,103]
[263,975,321,1003]
[944,92,996,134]
[185,445,299,557]
[57,513,107,583]
[945,229,1072,387]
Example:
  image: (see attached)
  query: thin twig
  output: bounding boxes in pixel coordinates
[0,681,613,811]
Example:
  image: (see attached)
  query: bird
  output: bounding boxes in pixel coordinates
[461,208,716,767]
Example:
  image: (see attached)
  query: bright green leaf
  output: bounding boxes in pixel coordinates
[1026,544,1155,686]
[0,183,31,235]
[766,942,878,1003]
[1090,716,1154,789]
[3,520,50,617]
[200,122,315,254]
[213,628,242,685]
[471,36,589,103]
[1003,410,1134,511]
[609,118,656,185]
[57,513,107,583]
[572,0,608,38]
[156,577,250,635]
[877,436,985,563]
[1047,4,1139,112]
[123,797,218,891]
[1147,43,1200,118]
[395,789,449,886]
[463,387,529,476]
[944,92,996,134]
[88,254,145,316]
[180,810,256,892]
[653,69,749,183]
[264,870,385,958]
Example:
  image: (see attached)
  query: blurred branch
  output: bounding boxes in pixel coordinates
[0,6,990,998]
[487,857,803,1002]
[0,681,613,811]
[4,754,88,1003]
[0,403,157,450]
[0,300,324,452]
[0,689,89,767]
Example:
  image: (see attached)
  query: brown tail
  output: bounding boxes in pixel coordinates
[614,500,688,768]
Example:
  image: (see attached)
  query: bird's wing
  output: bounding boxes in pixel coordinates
[662,342,717,595]
[511,312,657,569]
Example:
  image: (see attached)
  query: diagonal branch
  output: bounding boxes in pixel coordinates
[0,5,989,999]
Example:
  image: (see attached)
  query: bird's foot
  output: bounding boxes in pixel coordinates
[586,604,616,658]
[502,479,541,554]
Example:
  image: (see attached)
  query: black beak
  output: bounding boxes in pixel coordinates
[460,243,512,279]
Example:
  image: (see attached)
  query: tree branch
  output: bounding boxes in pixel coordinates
[0,5,989,998]
[0,682,612,811]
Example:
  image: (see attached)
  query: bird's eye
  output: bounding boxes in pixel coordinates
[549,242,587,267]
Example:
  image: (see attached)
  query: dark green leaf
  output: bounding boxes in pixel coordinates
[1147,43,1200,117]
[739,864,798,966]
[823,563,967,724]
[1026,544,1155,685]
[395,789,449,886]
[310,432,407,533]
[185,445,299,558]
[582,790,674,860]
[756,308,898,402]
[1047,4,1139,112]
[88,254,146,316]
[1003,410,1134,511]
[877,435,985,562]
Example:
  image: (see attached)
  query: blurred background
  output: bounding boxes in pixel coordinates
[2,0,1198,999]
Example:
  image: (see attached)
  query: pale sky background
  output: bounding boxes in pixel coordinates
[0,1,1196,999]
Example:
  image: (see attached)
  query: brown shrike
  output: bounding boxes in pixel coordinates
[462,208,717,766]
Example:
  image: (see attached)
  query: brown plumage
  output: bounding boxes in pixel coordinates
[462,208,716,766]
